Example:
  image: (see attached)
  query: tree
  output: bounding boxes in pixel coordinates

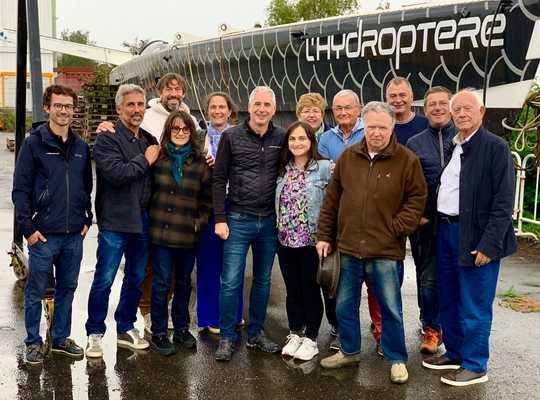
[122,38,151,55]
[57,29,98,68]
[266,0,360,26]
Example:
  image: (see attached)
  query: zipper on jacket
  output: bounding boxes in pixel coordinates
[65,160,70,233]
[438,128,444,168]
[360,160,375,246]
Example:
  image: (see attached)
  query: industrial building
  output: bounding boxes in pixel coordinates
[0,0,56,109]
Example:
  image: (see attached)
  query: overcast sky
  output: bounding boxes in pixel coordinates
[56,0,384,50]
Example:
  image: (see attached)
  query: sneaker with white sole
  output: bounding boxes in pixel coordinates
[117,328,149,350]
[294,337,319,361]
[282,334,303,357]
[86,334,104,358]
[390,362,409,384]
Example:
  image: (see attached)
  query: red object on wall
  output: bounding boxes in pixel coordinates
[54,67,95,92]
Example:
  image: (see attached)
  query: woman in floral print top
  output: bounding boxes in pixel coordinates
[275,121,333,361]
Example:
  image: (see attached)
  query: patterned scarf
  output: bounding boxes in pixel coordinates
[167,142,195,186]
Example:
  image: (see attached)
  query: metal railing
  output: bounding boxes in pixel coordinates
[512,151,540,240]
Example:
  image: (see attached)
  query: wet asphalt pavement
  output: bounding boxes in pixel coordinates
[0,135,539,400]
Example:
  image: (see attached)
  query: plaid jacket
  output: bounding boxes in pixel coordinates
[149,154,212,248]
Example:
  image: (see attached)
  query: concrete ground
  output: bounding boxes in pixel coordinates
[0,133,539,400]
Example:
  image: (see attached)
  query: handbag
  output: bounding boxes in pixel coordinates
[317,250,340,298]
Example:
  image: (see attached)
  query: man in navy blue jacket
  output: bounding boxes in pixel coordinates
[406,86,455,354]
[12,84,93,365]
[85,84,160,358]
[422,89,517,386]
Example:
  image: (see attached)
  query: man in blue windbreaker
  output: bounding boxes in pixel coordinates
[12,84,93,366]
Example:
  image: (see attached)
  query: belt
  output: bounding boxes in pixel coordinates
[438,212,459,224]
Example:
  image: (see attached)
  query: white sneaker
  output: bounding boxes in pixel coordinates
[390,362,409,384]
[117,328,150,350]
[281,334,303,357]
[86,334,104,358]
[294,337,319,361]
[144,314,152,336]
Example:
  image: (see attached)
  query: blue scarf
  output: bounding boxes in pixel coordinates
[167,142,195,186]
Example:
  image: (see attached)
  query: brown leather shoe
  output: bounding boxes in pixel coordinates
[419,327,442,354]
[441,368,488,386]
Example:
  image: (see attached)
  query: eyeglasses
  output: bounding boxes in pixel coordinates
[52,103,74,111]
[332,105,356,112]
[171,126,191,135]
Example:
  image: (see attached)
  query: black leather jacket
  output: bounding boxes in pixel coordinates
[212,119,285,223]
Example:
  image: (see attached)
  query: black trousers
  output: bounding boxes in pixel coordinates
[277,244,323,339]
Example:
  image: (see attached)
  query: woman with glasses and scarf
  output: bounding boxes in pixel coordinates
[149,110,212,356]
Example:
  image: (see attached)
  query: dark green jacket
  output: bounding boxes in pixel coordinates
[149,153,212,248]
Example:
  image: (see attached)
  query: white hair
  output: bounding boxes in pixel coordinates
[332,89,360,106]
[450,88,484,109]
[115,84,146,107]
[248,86,276,107]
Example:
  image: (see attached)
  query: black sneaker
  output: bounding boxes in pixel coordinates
[329,337,340,351]
[25,343,45,366]
[246,332,280,353]
[376,341,383,357]
[52,338,84,359]
[330,326,338,337]
[173,329,197,349]
[151,335,176,356]
[215,338,234,361]
[441,368,488,386]
[422,355,461,370]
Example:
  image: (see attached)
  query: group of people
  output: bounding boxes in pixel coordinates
[12,72,516,387]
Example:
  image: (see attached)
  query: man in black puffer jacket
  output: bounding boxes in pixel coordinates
[213,86,285,361]
[13,85,93,365]
[406,86,456,355]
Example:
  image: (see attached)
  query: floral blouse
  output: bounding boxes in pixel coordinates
[277,165,315,248]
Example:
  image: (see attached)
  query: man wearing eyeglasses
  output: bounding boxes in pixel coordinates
[317,89,364,161]
[13,84,94,365]
[317,90,382,355]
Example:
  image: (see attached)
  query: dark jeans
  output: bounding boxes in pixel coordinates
[25,233,83,346]
[277,244,323,339]
[437,221,500,373]
[219,212,277,340]
[410,219,440,331]
[151,245,196,335]
[337,253,407,363]
[86,213,150,335]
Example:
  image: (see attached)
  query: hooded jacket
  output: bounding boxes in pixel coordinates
[141,98,197,140]
[12,122,93,238]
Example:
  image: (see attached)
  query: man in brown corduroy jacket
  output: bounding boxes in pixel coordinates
[317,101,426,384]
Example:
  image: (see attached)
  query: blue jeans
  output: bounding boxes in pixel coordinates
[336,253,407,363]
[86,214,150,335]
[151,245,196,335]
[437,221,500,373]
[410,219,440,331]
[25,233,83,346]
[219,212,277,340]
